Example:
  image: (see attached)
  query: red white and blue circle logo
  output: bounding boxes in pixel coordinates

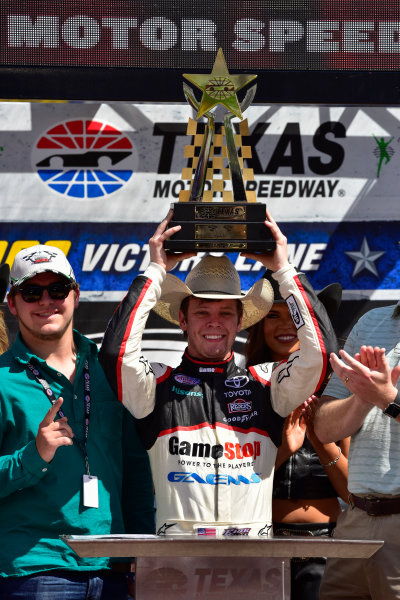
[33,119,135,199]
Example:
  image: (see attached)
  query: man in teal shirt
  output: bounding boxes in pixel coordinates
[0,245,154,599]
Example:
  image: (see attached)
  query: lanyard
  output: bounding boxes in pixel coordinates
[27,359,92,476]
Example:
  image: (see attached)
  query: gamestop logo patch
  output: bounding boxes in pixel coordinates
[33,119,136,199]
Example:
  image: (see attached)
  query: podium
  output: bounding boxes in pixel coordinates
[63,534,382,600]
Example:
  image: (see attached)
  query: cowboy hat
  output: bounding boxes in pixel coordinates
[0,263,9,302]
[153,255,274,331]
[262,269,342,320]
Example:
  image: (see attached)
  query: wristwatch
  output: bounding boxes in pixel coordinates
[383,390,400,419]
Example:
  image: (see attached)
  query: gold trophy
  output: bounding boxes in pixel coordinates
[164,48,275,252]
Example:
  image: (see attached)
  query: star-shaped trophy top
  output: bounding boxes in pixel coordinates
[183,48,257,120]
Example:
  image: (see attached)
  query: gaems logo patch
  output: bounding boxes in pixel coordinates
[168,472,261,485]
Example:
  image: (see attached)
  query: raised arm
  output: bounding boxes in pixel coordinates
[270,267,339,416]
[250,265,339,417]
[245,211,339,416]
[99,212,194,418]
[149,209,195,272]
[241,208,290,273]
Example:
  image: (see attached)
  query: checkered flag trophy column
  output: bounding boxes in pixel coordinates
[164,48,275,253]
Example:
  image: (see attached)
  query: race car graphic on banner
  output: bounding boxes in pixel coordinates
[35,119,135,199]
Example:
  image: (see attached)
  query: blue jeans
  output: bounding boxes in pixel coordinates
[0,570,131,600]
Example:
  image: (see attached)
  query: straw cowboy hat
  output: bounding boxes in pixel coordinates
[153,255,274,331]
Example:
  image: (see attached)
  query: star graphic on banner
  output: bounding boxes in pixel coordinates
[183,48,257,120]
[345,237,385,277]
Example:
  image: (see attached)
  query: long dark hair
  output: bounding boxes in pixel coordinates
[245,318,273,368]
[245,312,332,394]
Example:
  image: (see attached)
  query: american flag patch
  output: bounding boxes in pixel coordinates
[197,527,217,536]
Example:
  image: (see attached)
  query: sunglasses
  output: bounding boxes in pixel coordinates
[15,281,76,303]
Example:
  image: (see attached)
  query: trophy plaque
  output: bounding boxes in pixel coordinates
[164,48,276,253]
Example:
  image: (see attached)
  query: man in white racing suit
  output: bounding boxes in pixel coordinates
[100,210,338,537]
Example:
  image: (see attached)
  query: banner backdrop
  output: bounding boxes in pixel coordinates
[0,101,398,344]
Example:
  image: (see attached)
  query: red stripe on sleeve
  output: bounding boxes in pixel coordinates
[116,278,152,403]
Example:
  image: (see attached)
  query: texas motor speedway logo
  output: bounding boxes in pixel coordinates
[33,119,136,199]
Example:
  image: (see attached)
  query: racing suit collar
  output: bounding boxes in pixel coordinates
[180,348,237,376]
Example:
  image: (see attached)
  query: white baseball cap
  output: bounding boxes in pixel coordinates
[10,245,76,287]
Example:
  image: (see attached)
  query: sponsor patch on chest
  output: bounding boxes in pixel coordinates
[174,374,201,385]
[227,398,252,413]
[172,385,203,397]
[225,375,249,388]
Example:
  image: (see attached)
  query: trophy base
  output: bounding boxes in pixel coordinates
[165,239,276,252]
[165,202,276,253]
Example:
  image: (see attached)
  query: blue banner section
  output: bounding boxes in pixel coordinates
[0,222,398,293]
[284,222,400,292]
